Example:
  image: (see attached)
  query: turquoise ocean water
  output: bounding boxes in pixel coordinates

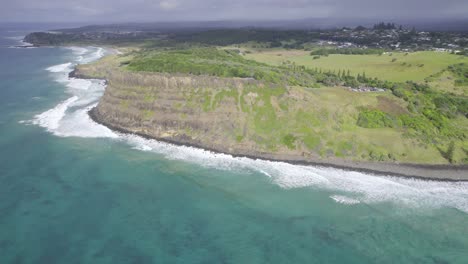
[0,25,467,263]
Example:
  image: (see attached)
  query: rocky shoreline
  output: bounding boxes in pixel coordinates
[70,48,468,182]
[89,107,468,182]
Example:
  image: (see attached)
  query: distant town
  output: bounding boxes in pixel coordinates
[317,23,468,53]
[24,22,468,56]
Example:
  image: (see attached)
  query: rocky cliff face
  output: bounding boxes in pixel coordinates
[88,67,283,156]
[23,32,79,46]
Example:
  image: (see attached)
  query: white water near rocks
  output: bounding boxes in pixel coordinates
[30,47,117,138]
[4,35,35,48]
[26,46,468,213]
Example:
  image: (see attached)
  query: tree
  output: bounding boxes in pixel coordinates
[355,25,366,31]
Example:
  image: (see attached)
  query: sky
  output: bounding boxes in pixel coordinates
[1,0,468,23]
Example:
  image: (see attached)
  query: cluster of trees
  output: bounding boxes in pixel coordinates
[353,78,466,163]
[390,81,466,141]
[328,63,467,159]
[171,29,320,47]
[373,22,399,30]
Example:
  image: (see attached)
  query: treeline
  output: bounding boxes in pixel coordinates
[171,29,320,47]
[310,48,384,56]
[373,22,398,30]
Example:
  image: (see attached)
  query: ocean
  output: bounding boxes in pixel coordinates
[0,25,467,263]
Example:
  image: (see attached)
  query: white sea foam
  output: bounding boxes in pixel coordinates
[30,47,116,139]
[4,36,36,48]
[330,195,361,205]
[8,46,36,49]
[66,78,93,90]
[51,105,117,138]
[80,47,104,64]
[119,133,468,213]
[32,96,78,130]
[4,36,24,40]
[68,47,88,55]
[27,45,468,214]
[118,134,468,212]
[46,62,73,73]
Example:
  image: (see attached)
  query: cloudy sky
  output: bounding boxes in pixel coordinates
[1,0,467,23]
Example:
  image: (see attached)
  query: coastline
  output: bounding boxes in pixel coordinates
[88,107,468,182]
[63,46,467,182]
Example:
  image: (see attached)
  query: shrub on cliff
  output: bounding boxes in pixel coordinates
[356,109,395,128]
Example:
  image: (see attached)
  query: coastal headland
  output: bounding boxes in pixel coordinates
[25,25,468,180]
[73,51,467,181]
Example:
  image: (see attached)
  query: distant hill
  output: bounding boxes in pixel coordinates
[45,18,468,34]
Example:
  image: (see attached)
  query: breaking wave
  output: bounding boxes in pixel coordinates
[330,195,361,205]
[28,47,117,138]
[124,135,468,213]
[4,35,35,48]
[25,46,468,214]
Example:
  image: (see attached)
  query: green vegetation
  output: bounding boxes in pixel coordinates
[310,48,384,56]
[172,29,319,48]
[382,80,467,147]
[357,109,396,128]
[438,141,456,163]
[246,50,468,82]
[234,49,466,162]
[448,63,468,86]
[27,22,468,165]
[126,47,319,87]
[282,134,297,149]
[83,43,467,164]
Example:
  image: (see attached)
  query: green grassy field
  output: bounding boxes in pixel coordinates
[245,50,468,82]
[217,85,464,163]
[125,47,320,87]
[427,70,468,96]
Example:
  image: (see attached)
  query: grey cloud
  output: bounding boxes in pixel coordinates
[0,0,467,23]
